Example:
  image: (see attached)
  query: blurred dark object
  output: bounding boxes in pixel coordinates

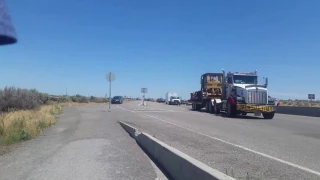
[0,0,17,45]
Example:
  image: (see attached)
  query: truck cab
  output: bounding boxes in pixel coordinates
[165,92,181,105]
[169,96,181,105]
[220,70,275,119]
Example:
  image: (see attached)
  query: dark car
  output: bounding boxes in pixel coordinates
[111,96,124,104]
[157,98,165,103]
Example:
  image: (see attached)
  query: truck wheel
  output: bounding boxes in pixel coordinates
[263,112,275,119]
[214,102,221,114]
[206,101,210,113]
[208,102,213,114]
[196,104,202,111]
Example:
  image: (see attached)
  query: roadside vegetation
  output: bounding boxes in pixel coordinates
[0,86,108,145]
[280,100,320,107]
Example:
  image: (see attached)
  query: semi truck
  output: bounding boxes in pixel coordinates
[165,92,181,105]
[188,70,276,119]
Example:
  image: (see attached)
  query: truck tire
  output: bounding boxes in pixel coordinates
[263,112,275,119]
[206,101,210,113]
[196,104,202,111]
[214,102,221,114]
[208,102,214,114]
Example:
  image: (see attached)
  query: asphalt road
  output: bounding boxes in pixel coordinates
[117,101,320,180]
[0,104,166,180]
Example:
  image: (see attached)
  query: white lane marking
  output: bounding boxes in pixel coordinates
[116,105,135,113]
[117,104,207,117]
[118,102,183,113]
[144,114,320,177]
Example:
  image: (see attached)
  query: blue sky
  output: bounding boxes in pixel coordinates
[1,0,319,100]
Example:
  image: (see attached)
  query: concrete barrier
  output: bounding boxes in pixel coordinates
[276,106,320,117]
[119,121,235,180]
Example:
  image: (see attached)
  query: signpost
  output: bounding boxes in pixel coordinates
[308,94,315,107]
[141,88,148,106]
[106,72,115,112]
[308,94,315,101]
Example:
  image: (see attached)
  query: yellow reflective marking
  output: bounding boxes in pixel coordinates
[236,104,274,112]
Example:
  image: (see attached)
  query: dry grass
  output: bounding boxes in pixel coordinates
[0,101,125,146]
[0,104,62,145]
[280,100,320,107]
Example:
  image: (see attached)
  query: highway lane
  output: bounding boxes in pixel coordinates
[0,104,165,180]
[117,101,320,180]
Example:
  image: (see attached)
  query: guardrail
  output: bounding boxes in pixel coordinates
[276,106,320,117]
[119,121,235,180]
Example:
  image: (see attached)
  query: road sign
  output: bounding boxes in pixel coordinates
[106,72,115,82]
[106,72,116,112]
[141,88,148,93]
[308,94,315,100]
[141,88,148,106]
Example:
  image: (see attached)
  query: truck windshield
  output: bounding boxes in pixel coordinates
[171,96,179,99]
[233,75,257,84]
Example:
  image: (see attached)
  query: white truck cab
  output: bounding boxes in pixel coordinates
[165,92,181,105]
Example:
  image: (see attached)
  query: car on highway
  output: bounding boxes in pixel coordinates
[157,98,165,103]
[180,100,187,104]
[111,96,124,104]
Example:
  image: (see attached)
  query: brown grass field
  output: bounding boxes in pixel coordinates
[0,104,62,146]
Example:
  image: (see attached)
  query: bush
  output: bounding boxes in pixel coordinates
[71,94,88,103]
[58,96,71,103]
[89,96,109,103]
[287,102,293,106]
[0,86,43,112]
[0,86,108,113]
[39,93,50,104]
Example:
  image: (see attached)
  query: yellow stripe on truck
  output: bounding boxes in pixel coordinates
[237,104,274,113]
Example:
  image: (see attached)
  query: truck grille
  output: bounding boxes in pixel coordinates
[247,90,267,104]
[174,100,179,104]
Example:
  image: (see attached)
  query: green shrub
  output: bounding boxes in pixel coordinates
[0,86,42,112]
[58,96,71,103]
[71,94,88,103]
[39,93,50,104]
[0,86,108,113]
